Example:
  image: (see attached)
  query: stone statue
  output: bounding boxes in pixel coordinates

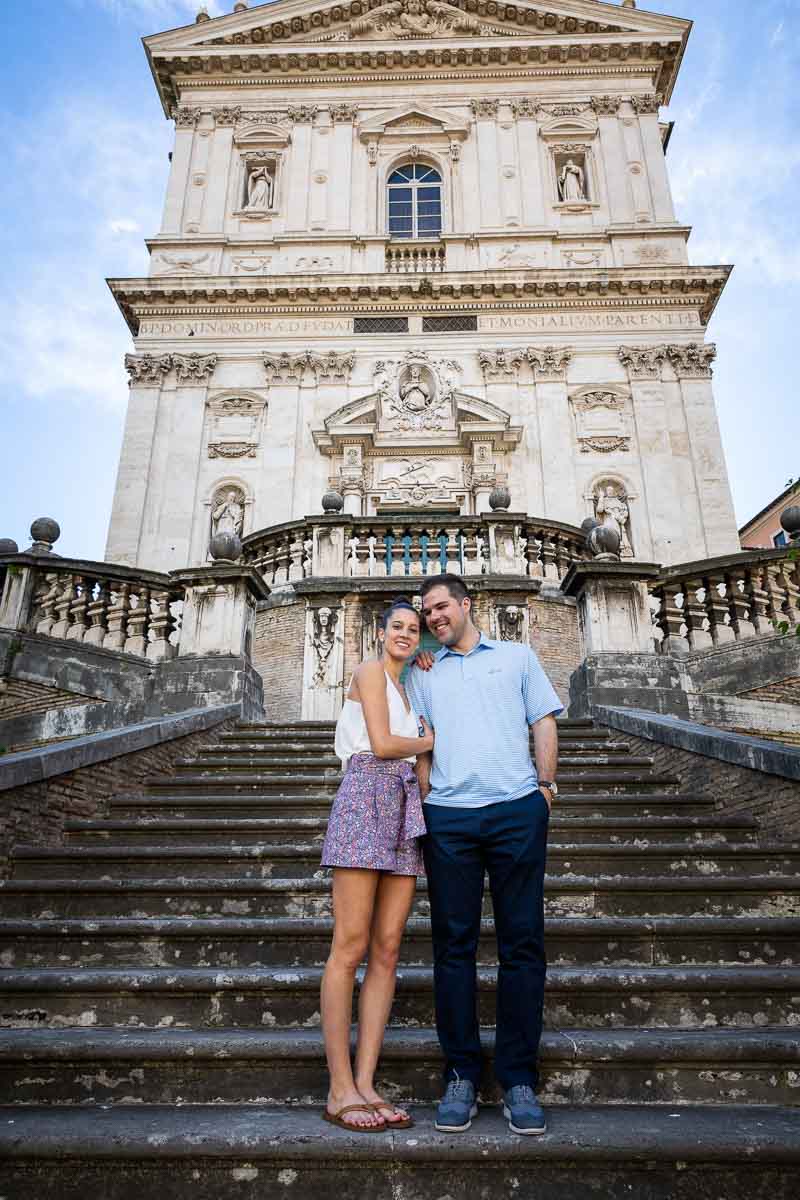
[312,606,338,685]
[211,490,244,540]
[399,365,432,413]
[595,484,632,556]
[245,166,273,211]
[559,158,586,202]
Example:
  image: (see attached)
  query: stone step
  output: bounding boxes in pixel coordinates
[1,915,797,969]
[13,842,796,883]
[210,739,633,757]
[2,874,797,919]
[172,754,659,774]
[137,770,682,795]
[5,1103,799,1200]
[1,1027,797,1108]
[63,813,759,848]
[235,718,599,731]
[108,791,706,820]
[1,965,798,1029]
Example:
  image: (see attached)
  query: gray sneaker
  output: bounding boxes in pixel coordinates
[435,1075,478,1132]
[503,1085,546,1135]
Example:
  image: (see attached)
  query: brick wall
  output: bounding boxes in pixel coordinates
[608,728,800,842]
[0,678,92,722]
[530,596,580,707]
[739,676,800,706]
[254,599,305,720]
[0,719,236,877]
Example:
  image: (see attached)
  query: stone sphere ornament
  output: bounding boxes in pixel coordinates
[322,490,344,514]
[29,517,61,555]
[780,504,800,544]
[209,532,243,562]
[488,485,511,511]
[0,538,19,555]
[587,522,621,561]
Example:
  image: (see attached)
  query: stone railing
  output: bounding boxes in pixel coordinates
[648,549,799,655]
[243,514,587,587]
[385,240,446,274]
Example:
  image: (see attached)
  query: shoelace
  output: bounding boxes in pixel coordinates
[444,1076,474,1102]
[508,1085,536,1105]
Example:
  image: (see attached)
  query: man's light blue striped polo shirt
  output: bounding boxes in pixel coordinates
[406,632,563,809]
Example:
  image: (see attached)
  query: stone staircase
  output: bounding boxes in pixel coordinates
[1,717,799,1198]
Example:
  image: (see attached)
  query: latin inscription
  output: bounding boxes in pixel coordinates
[478,310,703,332]
[139,318,354,338]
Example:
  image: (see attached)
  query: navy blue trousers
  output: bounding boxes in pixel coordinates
[422,790,549,1091]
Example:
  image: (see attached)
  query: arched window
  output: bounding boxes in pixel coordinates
[387,163,442,239]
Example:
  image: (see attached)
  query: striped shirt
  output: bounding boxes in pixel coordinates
[407,632,563,809]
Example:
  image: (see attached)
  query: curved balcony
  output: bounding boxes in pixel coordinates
[242,513,588,589]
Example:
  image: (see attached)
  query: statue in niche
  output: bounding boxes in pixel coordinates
[245,165,274,211]
[399,365,432,414]
[594,483,632,557]
[558,158,587,202]
[211,488,245,540]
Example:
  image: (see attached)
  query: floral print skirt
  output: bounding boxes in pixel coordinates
[321,753,426,877]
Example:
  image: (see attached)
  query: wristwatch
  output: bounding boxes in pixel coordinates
[538,780,558,797]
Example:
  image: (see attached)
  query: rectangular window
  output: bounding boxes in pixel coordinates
[422,315,478,333]
[773,530,788,547]
[353,316,409,334]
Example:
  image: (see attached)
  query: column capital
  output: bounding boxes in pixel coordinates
[631,93,663,115]
[478,348,525,381]
[510,97,536,120]
[618,344,669,380]
[470,98,499,119]
[287,104,319,124]
[526,345,572,381]
[172,353,218,384]
[329,103,358,123]
[171,106,200,129]
[667,342,717,379]
[124,353,172,385]
[211,106,242,127]
[592,95,623,117]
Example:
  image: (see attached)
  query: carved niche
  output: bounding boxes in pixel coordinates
[592,478,634,558]
[206,393,266,459]
[210,484,246,542]
[570,387,632,455]
[376,351,459,434]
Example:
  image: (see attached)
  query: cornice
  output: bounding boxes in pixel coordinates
[108,265,731,335]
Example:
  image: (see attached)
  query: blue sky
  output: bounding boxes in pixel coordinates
[0,0,797,560]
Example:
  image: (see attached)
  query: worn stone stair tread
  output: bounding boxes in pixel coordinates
[3,964,798,992]
[3,1026,798,1065]
[109,790,696,807]
[2,1103,799,1162]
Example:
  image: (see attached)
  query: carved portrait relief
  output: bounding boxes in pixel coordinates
[376,352,458,433]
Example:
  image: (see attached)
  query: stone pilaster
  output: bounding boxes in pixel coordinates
[161,110,198,235]
[618,344,672,560]
[471,98,500,228]
[632,94,674,222]
[511,98,546,227]
[592,95,628,225]
[527,346,580,525]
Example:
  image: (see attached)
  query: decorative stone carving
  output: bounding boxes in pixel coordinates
[310,351,356,383]
[173,353,218,383]
[618,345,668,379]
[631,94,662,115]
[352,0,482,40]
[208,443,256,459]
[124,353,172,385]
[294,255,335,272]
[237,110,287,128]
[206,394,265,460]
[263,350,355,385]
[471,99,499,119]
[562,249,603,268]
[171,106,200,128]
[558,157,587,202]
[212,106,242,126]
[594,480,633,557]
[478,348,525,380]
[287,105,318,123]
[367,141,379,165]
[496,604,525,643]
[330,103,358,122]
[230,254,272,273]
[571,389,631,454]
[494,243,538,268]
[449,140,461,162]
[311,605,338,686]
[510,98,536,119]
[667,343,717,379]
[527,346,572,381]
[632,243,672,263]
[376,351,458,432]
[539,102,593,119]
[153,252,211,275]
[374,456,463,508]
[211,486,245,542]
[592,95,623,116]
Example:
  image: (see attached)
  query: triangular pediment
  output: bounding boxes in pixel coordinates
[359,104,469,139]
[147,0,689,53]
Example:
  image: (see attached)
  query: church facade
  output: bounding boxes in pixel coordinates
[106,0,738,574]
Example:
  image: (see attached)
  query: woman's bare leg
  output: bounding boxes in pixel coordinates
[354,872,417,1121]
[321,868,383,1128]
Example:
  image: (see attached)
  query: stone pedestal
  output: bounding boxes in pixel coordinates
[561,560,660,655]
[171,565,269,659]
[0,559,34,632]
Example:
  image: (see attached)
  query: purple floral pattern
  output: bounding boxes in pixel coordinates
[321,753,426,876]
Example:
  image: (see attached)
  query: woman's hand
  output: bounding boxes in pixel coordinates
[418,716,434,753]
[413,651,436,672]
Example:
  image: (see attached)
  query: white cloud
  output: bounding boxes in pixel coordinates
[108,218,141,235]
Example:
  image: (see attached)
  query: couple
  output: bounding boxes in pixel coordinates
[319,573,562,1135]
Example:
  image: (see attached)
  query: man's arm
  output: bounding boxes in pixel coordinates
[415,750,432,800]
[531,713,558,808]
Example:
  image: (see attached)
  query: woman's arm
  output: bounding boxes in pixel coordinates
[357,661,434,760]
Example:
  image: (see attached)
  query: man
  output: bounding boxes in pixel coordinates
[407,574,561,1136]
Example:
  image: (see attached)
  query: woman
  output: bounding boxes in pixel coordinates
[320,599,433,1132]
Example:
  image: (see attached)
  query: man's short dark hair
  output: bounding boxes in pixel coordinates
[420,573,470,603]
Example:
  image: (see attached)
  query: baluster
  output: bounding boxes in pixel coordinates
[273,536,290,586]
[408,529,424,576]
[288,533,305,582]
[372,527,389,577]
[66,574,90,641]
[540,536,559,582]
[425,531,442,576]
[147,589,176,661]
[303,538,314,578]
[261,538,278,587]
[124,586,151,656]
[704,573,735,646]
[525,529,543,579]
[50,575,75,640]
[445,527,462,573]
[462,530,482,576]
[554,536,571,582]
[682,579,712,651]
[780,558,800,627]
[33,572,61,636]
[726,569,755,640]
[104,582,130,650]
[389,528,406,577]
[657,582,688,656]
[745,564,772,636]
[84,580,110,646]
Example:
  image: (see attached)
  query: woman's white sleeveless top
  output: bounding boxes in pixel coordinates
[334,672,419,769]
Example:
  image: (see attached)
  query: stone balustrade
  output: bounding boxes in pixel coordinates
[385,241,446,273]
[243,514,587,586]
[648,549,800,656]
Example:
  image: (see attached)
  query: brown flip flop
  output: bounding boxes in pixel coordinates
[369,1101,415,1130]
[322,1103,387,1132]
